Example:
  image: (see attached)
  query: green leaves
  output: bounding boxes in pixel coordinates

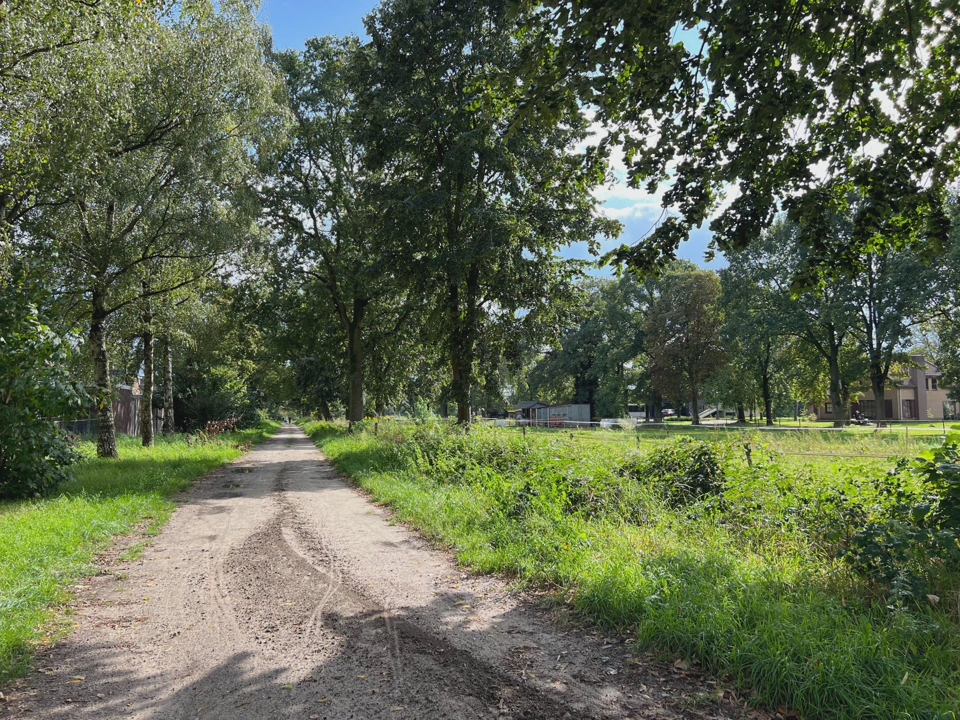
[519,0,960,275]
[842,437,960,605]
[0,262,88,498]
[358,0,619,416]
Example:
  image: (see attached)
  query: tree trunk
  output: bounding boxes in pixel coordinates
[335,297,367,424]
[737,403,746,424]
[375,398,385,416]
[651,392,663,422]
[162,332,175,433]
[90,291,118,459]
[140,288,155,447]
[347,329,365,423]
[762,372,774,426]
[448,275,478,425]
[870,370,887,425]
[318,401,333,422]
[690,384,701,426]
[452,351,471,423]
[828,354,849,427]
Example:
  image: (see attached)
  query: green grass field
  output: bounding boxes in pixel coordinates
[303,419,960,720]
[0,422,278,683]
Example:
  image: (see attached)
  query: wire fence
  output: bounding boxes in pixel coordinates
[475,416,954,432]
[465,416,953,461]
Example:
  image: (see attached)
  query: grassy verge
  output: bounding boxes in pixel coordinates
[0,421,278,683]
[303,420,959,720]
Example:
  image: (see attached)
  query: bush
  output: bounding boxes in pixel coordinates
[0,265,88,499]
[622,436,726,505]
[841,434,960,605]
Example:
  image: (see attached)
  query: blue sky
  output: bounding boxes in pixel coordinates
[258,0,724,273]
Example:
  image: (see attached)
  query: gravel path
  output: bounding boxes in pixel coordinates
[1,425,749,720]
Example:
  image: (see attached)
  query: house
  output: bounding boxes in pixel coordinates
[534,403,591,427]
[811,355,959,422]
[509,400,549,422]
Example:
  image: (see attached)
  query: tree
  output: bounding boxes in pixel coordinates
[516,1,959,276]
[644,268,724,426]
[169,286,276,431]
[528,276,646,417]
[743,220,866,427]
[849,247,939,424]
[261,36,414,423]
[361,0,618,423]
[746,207,941,426]
[721,245,795,425]
[0,0,159,260]
[252,270,350,420]
[139,279,156,446]
[932,197,960,402]
[24,2,282,457]
[137,258,223,443]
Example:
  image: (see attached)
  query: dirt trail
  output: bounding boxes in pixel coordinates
[2,425,747,720]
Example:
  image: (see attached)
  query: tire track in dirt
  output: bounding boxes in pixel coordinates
[219,461,598,718]
[1,425,748,720]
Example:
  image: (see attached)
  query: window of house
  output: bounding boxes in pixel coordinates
[824,402,833,414]
[860,399,876,418]
[932,377,939,390]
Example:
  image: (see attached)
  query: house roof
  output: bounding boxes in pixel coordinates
[510,400,548,410]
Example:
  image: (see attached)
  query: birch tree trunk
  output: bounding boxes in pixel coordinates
[140,287,155,447]
[162,332,175,433]
[90,289,118,458]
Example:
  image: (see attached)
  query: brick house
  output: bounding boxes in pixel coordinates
[812,355,959,422]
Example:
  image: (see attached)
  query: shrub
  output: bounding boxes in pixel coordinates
[841,434,960,605]
[621,436,726,505]
[0,264,88,499]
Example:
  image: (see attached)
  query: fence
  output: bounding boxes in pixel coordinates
[58,403,164,438]
[472,416,953,461]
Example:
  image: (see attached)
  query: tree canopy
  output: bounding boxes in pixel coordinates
[515,0,960,277]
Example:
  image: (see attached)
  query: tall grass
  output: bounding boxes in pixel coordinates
[304,420,959,720]
[0,423,278,683]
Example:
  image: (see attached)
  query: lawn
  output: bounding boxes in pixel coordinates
[303,419,960,720]
[0,422,278,683]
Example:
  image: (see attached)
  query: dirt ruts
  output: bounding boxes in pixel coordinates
[1,425,749,719]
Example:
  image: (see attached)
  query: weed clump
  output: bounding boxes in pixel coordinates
[621,436,726,505]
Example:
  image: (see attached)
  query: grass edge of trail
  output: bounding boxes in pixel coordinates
[0,421,280,685]
[302,420,960,720]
